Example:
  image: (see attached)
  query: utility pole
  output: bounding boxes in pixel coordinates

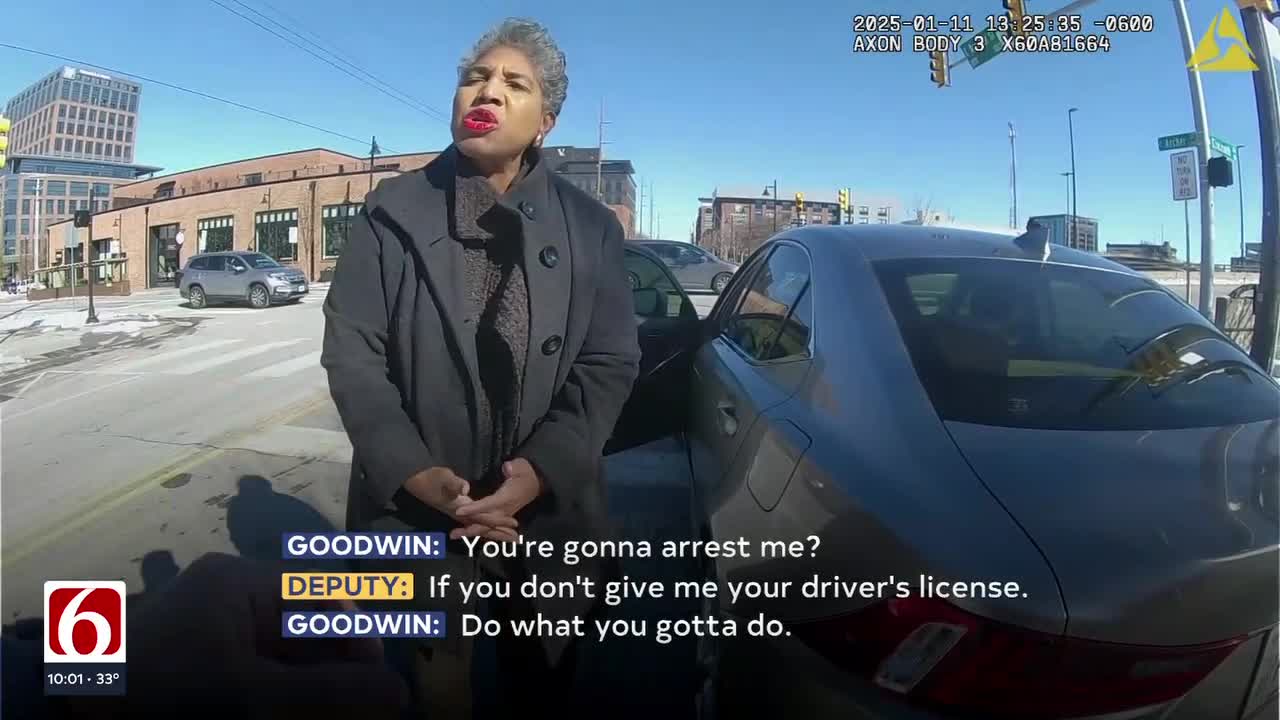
[1009,122,1019,229]
[1239,0,1279,371]
[84,188,98,324]
[1068,108,1079,248]
[637,177,644,237]
[368,136,380,194]
[596,99,610,201]
[1173,0,1217,317]
[649,180,655,238]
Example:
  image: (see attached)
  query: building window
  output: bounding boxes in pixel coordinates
[89,109,97,122]
[255,209,299,261]
[126,131,133,143]
[20,219,29,235]
[74,140,83,154]
[46,181,66,196]
[115,145,122,158]
[126,116,133,128]
[78,106,86,120]
[57,200,65,215]
[877,218,888,224]
[198,216,234,253]
[46,200,54,214]
[859,206,869,215]
[96,142,103,155]
[322,203,362,258]
[878,207,889,217]
[69,182,88,196]
[93,183,110,196]
[858,217,869,224]
[3,199,15,215]
[54,138,62,152]
[243,173,263,186]
[21,199,30,214]
[56,121,64,134]
[97,126,105,139]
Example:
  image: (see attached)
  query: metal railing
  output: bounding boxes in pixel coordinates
[28,257,130,291]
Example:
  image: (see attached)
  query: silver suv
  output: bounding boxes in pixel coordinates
[632,240,739,294]
[179,251,308,309]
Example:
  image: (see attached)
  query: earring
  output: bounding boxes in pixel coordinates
[535,134,543,145]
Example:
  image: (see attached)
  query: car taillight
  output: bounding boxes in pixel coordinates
[790,597,1245,719]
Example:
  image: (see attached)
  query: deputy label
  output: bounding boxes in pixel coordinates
[281,573,414,600]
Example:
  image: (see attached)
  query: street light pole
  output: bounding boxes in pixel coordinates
[1236,143,1246,263]
[1068,108,1079,249]
[1060,172,1072,228]
[84,187,98,323]
[763,180,778,233]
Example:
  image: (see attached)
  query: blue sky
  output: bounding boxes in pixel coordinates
[0,0,1266,263]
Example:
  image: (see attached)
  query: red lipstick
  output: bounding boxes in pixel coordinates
[463,107,499,133]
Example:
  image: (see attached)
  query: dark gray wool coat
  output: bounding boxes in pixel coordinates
[320,145,640,663]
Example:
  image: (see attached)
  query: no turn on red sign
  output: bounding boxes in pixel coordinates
[1171,150,1198,201]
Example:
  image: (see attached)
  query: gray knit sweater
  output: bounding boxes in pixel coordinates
[450,158,532,493]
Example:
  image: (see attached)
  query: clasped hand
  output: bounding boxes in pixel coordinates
[406,459,543,543]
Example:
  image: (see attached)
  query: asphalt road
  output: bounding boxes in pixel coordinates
[0,285,704,716]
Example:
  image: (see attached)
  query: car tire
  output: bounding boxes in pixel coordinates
[710,273,732,294]
[188,285,207,309]
[626,271,640,290]
[248,283,270,309]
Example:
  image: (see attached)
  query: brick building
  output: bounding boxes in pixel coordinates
[542,146,636,236]
[695,186,903,262]
[42,145,634,290]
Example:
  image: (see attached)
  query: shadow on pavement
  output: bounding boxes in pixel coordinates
[227,475,336,565]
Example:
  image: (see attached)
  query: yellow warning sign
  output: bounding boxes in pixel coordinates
[1187,6,1259,72]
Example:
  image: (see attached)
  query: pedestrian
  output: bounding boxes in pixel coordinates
[320,16,640,719]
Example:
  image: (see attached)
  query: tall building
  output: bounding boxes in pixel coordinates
[1027,214,1098,252]
[542,146,636,236]
[1,67,151,277]
[4,67,141,163]
[695,186,903,262]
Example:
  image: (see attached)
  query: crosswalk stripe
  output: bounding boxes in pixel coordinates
[167,340,306,375]
[243,350,322,379]
[108,338,243,372]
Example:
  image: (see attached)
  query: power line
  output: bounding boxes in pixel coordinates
[223,0,449,124]
[208,0,449,124]
[0,42,395,152]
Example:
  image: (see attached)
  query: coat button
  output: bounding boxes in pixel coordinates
[519,202,536,220]
[541,335,562,355]
[539,246,559,268]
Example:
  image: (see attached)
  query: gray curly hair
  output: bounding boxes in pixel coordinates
[458,18,569,117]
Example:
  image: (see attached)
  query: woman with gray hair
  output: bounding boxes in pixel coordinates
[321,17,640,718]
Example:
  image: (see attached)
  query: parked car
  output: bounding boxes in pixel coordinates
[609,226,1280,720]
[631,239,738,294]
[178,251,308,309]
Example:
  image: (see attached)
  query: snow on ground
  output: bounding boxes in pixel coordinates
[0,309,161,336]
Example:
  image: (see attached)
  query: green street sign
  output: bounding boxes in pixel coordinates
[1158,133,1198,151]
[961,30,1004,69]
[1158,132,1236,157]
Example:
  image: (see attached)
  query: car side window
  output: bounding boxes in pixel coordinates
[188,257,208,271]
[205,256,225,272]
[624,250,692,319]
[678,246,705,264]
[226,257,246,272]
[723,245,813,362]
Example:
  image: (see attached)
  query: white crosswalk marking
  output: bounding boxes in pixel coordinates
[107,338,243,372]
[169,339,306,375]
[243,350,322,379]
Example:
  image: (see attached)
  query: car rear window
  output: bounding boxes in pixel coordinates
[873,257,1280,431]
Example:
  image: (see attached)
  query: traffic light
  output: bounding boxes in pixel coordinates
[0,116,9,169]
[837,188,849,224]
[1004,0,1027,36]
[929,50,949,87]
[794,192,805,214]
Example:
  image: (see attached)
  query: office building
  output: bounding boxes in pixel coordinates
[542,146,636,236]
[4,66,142,164]
[1027,214,1098,252]
[1231,242,1262,272]
[2,154,161,277]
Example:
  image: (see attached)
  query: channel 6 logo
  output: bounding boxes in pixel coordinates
[43,581,127,664]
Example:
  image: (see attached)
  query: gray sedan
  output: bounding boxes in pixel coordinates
[632,240,739,294]
[610,226,1279,720]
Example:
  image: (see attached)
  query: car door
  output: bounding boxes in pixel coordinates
[222,255,250,297]
[676,244,715,289]
[197,255,227,297]
[687,241,815,512]
[604,246,704,455]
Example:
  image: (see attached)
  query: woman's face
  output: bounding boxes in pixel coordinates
[452,45,556,166]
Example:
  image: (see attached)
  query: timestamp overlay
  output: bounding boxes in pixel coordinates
[850,13,1154,58]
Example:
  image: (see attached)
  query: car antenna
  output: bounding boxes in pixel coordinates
[1014,219,1051,262]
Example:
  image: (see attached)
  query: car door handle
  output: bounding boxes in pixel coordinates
[716,401,738,436]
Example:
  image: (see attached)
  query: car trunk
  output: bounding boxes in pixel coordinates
[944,419,1278,648]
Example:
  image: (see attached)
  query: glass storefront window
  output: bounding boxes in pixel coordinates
[254,209,299,261]
[322,203,362,258]
[198,216,234,253]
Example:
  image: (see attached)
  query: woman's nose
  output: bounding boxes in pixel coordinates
[476,78,504,105]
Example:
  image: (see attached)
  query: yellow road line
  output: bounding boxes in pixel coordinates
[0,391,333,569]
